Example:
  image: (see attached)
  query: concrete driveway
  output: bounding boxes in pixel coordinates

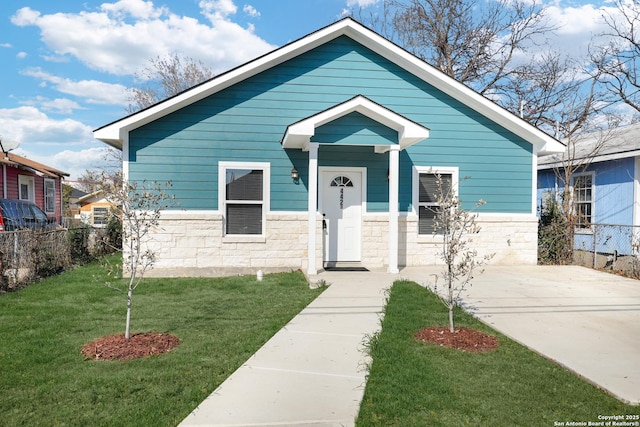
[401,265,640,405]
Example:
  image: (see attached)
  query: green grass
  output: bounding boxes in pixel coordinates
[0,255,323,427]
[356,280,639,426]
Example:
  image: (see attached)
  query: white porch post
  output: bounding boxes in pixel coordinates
[388,145,400,273]
[307,143,319,275]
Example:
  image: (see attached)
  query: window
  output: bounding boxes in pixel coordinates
[572,173,593,229]
[18,175,35,202]
[330,176,353,187]
[93,207,108,226]
[413,167,458,235]
[44,179,56,214]
[219,162,270,236]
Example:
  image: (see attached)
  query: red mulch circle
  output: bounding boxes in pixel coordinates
[81,332,180,361]
[414,326,498,353]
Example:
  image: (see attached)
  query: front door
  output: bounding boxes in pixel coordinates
[321,169,363,263]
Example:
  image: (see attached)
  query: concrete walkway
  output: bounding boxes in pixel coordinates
[180,265,640,427]
[179,270,392,427]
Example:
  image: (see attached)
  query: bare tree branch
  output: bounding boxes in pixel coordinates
[591,0,640,113]
[126,53,215,113]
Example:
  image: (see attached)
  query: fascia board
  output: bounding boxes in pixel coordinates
[94,21,354,146]
[345,25,564,154]
[95,18,562,155]
[538,149,640,170]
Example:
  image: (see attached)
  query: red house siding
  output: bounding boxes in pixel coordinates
[1,164,65,224]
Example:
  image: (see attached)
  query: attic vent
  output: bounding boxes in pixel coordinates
[330,176,353,187]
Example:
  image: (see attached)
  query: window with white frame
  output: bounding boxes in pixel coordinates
[219,162,270,236]
[18,175,35,202]
[413,167,459,235]
[44,179,56,214]
[572,173,593,229]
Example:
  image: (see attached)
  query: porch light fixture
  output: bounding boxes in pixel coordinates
[291,167,299,181]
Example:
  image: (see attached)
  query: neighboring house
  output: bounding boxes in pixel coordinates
[0,151,68,225]
[66,186,88,219]
[77,191,112,227]
[95,18,563,276]
[538,123,640,255]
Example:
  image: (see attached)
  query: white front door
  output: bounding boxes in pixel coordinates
[321,169,363,263]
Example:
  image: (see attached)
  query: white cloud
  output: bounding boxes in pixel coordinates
[33,97,85,115]
[243,5,260,17]
[0,106,94,148]
[21,68,129,106]
[346,0,379,7]
[1,43,12,48]
[0,106,105,179]
[36,147,109,181]
[512,2,629,63]
[13,146,108,181]
[17,52,27,59]
[11,1,275,76]
[199,0,237,21]
[100,0,168,19]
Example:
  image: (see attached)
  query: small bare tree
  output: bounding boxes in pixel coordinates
[430,174,493,333]
[101,178,175,339]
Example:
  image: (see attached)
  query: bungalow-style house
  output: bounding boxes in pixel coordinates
[94,18,563,276]
[538,123,640,256]
[76,190,112,227]
[0,151,68,225]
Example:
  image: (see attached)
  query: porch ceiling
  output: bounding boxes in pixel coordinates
[281,95,430,152]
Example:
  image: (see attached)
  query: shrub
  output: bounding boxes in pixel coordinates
[538,193,572,264]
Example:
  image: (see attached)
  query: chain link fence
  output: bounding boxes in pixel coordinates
[0,226,121,293]
[573,223,640,277]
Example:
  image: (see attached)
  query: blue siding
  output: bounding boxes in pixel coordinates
[538,158,635,224]
[129,36,533,213]
[592,158,635,225]
[313,112,398,145]
[538,157,636,254]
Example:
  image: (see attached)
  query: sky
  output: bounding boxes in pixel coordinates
[0,0,627,181]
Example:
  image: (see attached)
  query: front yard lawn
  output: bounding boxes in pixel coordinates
[357,280,638,426]
[0,256,323,426]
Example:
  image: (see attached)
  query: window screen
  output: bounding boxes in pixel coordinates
[418,173,452,235]
[225,169,263,235]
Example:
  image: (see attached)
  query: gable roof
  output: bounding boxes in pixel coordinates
[94,18,564,156]
[282,95,430,152]
[538,123,640,169]
[0,152,69,178]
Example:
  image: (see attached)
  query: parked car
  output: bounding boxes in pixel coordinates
[0,199,57,232]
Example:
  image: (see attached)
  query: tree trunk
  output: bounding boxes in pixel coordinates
[125,286,133,339]
[449,304,455,333]
[448,275,455,333]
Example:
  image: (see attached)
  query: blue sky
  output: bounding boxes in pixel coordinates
[0,0,622,180]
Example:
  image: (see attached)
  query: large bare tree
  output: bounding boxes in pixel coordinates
[352,0,554,98]
[591,0,640,114]
[127,53,215,113]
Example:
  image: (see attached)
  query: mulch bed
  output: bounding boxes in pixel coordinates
[81,332,180,361]
[414,326,499,353]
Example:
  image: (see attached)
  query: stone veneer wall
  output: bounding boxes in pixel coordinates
[143,211,537,277]
[396,213,538,267]
[144,211,322,277]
